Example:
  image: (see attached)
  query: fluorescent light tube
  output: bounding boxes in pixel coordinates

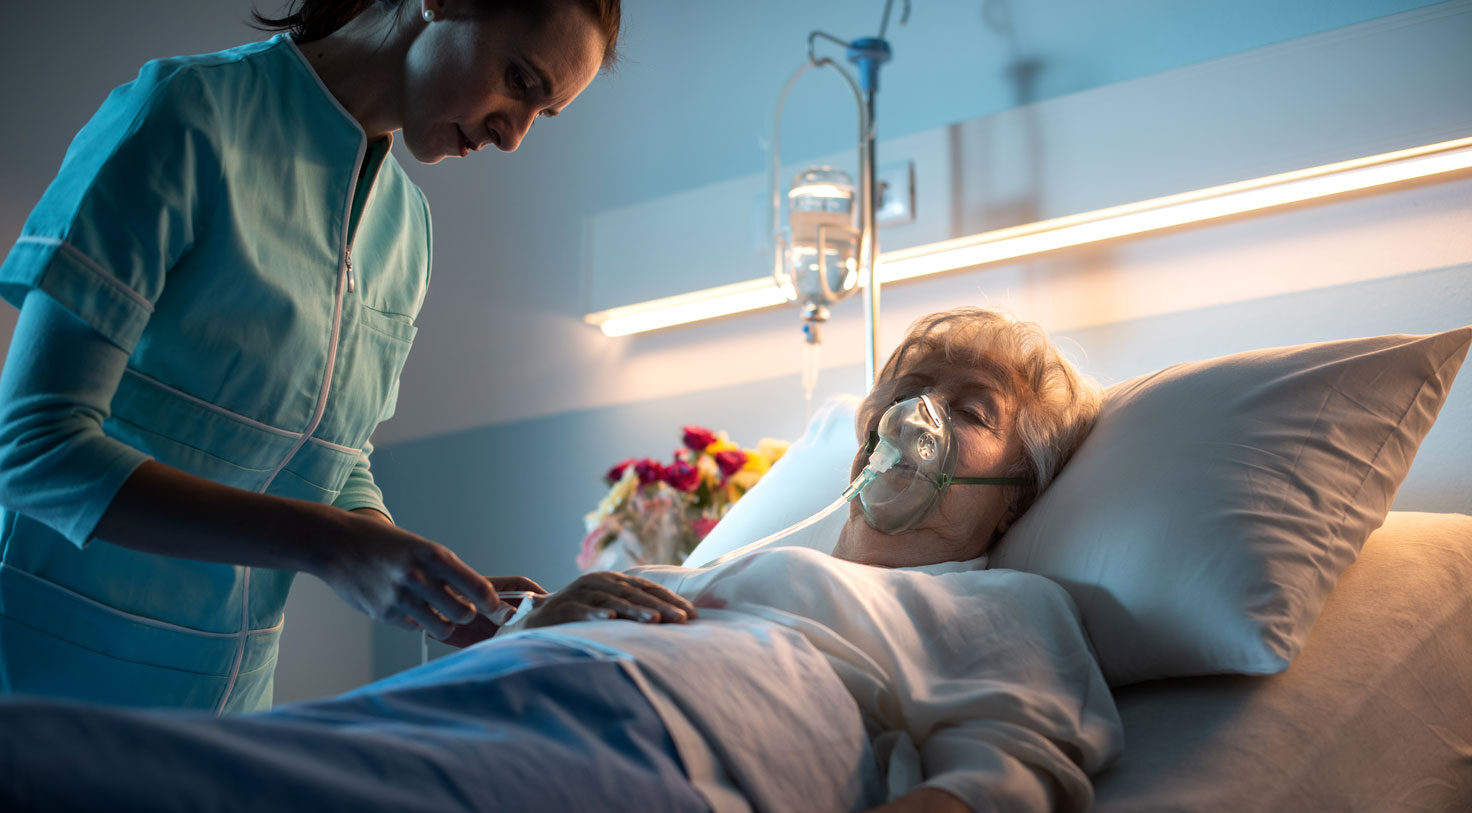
[586,136,1472,336]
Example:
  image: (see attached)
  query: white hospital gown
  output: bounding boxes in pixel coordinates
[500,547,1122,812]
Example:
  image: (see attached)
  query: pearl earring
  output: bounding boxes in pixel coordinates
[422,8,436,22]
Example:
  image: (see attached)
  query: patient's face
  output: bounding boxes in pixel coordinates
[832,354,1025,568]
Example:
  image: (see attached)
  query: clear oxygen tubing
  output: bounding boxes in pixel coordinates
[703,435,902,568]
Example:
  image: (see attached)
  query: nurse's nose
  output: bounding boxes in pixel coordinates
[497,104,538,152]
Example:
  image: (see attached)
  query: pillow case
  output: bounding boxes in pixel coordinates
[683,395,859,568]
[990,327,1472,686]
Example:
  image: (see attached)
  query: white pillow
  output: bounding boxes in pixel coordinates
[991,327,1472,686]
[683,395,859,568]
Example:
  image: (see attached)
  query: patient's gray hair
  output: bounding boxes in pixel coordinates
[858,307,1102,517]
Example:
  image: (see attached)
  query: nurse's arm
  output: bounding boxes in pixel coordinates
[95,458,508,639]
[0,292,505,640]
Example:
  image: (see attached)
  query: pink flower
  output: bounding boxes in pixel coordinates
[577,525,609,570]
[713,449,748,477]
[691,516,720,540]
[634,458,667,486]
[682,425,718,452]
[663,460,700,492]
[605,458,636,485]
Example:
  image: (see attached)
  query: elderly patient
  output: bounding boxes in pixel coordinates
[0,308,1119,813]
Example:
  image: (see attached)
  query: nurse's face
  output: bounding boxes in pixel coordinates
[832,354,1026,568]
[402,0,604,163]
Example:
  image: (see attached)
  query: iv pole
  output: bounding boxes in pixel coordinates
[850,35,889,392]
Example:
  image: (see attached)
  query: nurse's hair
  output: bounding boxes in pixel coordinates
[252,0,622,67]
[857,306,1103,518]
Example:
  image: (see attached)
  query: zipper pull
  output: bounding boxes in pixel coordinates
[345,248,356,293]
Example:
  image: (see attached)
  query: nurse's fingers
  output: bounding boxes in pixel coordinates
[490,575,546,595]
[403,602,455,640]
[422,550,501,614]
[406,571,478,625]
[390,614,419,632]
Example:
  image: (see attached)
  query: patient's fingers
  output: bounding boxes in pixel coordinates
[557,572,691,622]
[524,600,615,628]
[587,593,673,623]
[603,574,697,622]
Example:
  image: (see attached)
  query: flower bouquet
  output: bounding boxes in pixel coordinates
[578,426,790,571]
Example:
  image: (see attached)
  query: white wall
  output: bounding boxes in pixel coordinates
[379,0,1457,443]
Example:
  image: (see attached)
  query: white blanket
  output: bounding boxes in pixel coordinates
[504,548,1123,812]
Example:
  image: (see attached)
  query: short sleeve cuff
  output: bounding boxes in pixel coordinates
[66,442,153,549]
[0,236,155,353]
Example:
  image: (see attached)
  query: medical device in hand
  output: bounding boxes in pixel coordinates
[705,393,1029,567]
[419,590,547,665]
[485,591,546,626]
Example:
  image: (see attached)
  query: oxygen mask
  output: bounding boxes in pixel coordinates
[701,392,1029,568]
[842,393,1029,534]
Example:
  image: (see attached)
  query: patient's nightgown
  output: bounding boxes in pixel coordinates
[500,546,1123,813]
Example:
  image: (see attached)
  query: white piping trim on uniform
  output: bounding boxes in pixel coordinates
[0,563,284,637]
[219,38,369,714]
[308,436,362,455]
[15,236,156,313]
[217,34,391,715]
[124,369,365,456]
[216,567,250,716]
[124,368,300,438]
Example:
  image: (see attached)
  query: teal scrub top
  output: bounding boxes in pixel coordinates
[0,34,432,713]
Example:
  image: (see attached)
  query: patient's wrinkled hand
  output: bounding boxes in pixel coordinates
[523,571,696,629]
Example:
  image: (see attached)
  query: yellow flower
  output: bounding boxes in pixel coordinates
[740,450,771,475]
[587,466,639,528]
[695,454,721,486]
[705,431,739,454]
[724,468,762,503]
[756,437,790,465]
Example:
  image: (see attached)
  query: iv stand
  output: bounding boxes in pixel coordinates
[849,37,889,391]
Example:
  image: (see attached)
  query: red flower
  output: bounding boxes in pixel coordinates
[605,458,637,485]
[691,516,720,540]
[682,425,718,452]
[663,460,700,492]
[713,449,748,477]
[634,458,667,486]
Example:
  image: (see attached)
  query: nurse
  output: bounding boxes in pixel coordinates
[0,0,679,714]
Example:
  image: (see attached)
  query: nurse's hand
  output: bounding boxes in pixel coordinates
[312,510,510,640]
[523,571,697,629]
[438,576,547,648]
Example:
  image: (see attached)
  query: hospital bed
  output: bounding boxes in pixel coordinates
[1094,511,1472,811]
[3,323,1469,811]
[684,321,1472,810]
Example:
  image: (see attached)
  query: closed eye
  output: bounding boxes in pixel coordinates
[508,65,530,95]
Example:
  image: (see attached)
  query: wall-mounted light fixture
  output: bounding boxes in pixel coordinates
[586,135,1472,337]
